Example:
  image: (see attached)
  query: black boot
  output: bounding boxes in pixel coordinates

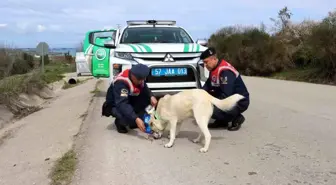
[228,114,245,131]
[208,120,229,128]
[114,119,128,133]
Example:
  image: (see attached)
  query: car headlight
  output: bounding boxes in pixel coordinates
[114,52,134,60]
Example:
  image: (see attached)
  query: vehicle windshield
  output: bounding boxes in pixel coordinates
[120,27,193,44]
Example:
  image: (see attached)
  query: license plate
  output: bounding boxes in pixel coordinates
[151,67,188,77]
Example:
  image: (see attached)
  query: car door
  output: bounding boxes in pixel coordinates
[84,29,118,78]
[75,52,91,75]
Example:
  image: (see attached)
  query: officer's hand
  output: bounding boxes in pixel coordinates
[150,96,158,107]
[135,118,146,132]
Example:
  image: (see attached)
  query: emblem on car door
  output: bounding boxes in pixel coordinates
[95,48,106,60]
[163,53,174,62]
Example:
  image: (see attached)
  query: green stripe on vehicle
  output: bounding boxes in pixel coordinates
[183,43,189,52]
[128,44,138,52]
[135,44,144,52]
[196,44,200,52]
[84,44,93,55]
[138,43,152,52]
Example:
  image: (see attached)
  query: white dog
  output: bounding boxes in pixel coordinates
[148,88,245,153]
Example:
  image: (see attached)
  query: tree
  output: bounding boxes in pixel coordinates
[270,6,293,34]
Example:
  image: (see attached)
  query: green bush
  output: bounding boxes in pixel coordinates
[0,47,36,79]
[208,7,336,84]
[22,52,35,68]
[209,26,292,76]
[305,12,336,80]
[11,58,34,75]
[39,54,50,66]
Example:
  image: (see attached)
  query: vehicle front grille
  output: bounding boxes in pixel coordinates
[146,66,196,83]
[131,53,201,63]
[137,57,195,62]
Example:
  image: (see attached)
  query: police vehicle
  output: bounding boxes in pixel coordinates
[80,20,209,96]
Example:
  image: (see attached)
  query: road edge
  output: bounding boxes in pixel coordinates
[0,78,93,148]
[48,79,102,185]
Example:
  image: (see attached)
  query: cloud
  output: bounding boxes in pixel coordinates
[0,0,335,47]
[16,22,28,29]
[48,24,62,32]
[36,24,46,32]
[103,26,116,30]
[0,23,7,28]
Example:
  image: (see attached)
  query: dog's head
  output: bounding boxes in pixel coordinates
[149,114,165,132]
[148,94,171,138]
[147,112,165,140]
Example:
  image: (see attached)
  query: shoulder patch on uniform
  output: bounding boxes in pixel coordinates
[121,88,128,94]
[120,88,128,97]
[220,76,228,84]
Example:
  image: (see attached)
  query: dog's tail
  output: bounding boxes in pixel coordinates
[209,93,245,111]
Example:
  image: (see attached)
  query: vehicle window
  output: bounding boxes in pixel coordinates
[120,27,193,44]
[90,31,116,47]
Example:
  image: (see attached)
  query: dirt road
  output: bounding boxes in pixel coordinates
[72,77,336,185]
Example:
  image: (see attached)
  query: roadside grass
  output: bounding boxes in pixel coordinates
[90,79,103,95]
[49,85,94,185]
[0,72,45,99]
[49,149,77,185]
[42,62,76,84]
[0,62,76,114]
[270,67,333,85]
[0,130,13,146]
[0,62,75,96]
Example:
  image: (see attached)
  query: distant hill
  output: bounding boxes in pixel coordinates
[19,48,77,57]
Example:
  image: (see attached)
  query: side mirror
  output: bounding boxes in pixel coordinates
[196,39,208,46]
[104,40,116,49]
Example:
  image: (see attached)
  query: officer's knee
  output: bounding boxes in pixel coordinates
[212,107,228,121]
[110,110,117,118]
[237,98,250,113]
[111,108,124,119]
[211,106,240,122]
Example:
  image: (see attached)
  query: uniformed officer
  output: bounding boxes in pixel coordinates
[105,64,158,133]
[200,47,250,131]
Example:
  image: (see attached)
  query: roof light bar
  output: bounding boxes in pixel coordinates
[126,20,176,26]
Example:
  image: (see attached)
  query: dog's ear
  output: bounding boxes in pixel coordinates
[158,94,170,104]
[163,94,171,99]
[149,114,155,126]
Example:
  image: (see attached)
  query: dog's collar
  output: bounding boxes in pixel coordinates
[154,111,161,120]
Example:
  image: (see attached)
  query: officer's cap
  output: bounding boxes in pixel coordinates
[130,64,150,79]
[200,47,216,60]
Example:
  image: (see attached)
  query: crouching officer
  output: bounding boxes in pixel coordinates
[200,47,250,131]
[104,64,158,133]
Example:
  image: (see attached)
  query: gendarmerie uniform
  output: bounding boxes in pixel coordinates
[200,47,250,130]
[105,64,153,133]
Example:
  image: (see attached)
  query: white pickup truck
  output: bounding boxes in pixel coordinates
[79,20,209,96]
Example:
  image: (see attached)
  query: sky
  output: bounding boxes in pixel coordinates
[0,0,335,48]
